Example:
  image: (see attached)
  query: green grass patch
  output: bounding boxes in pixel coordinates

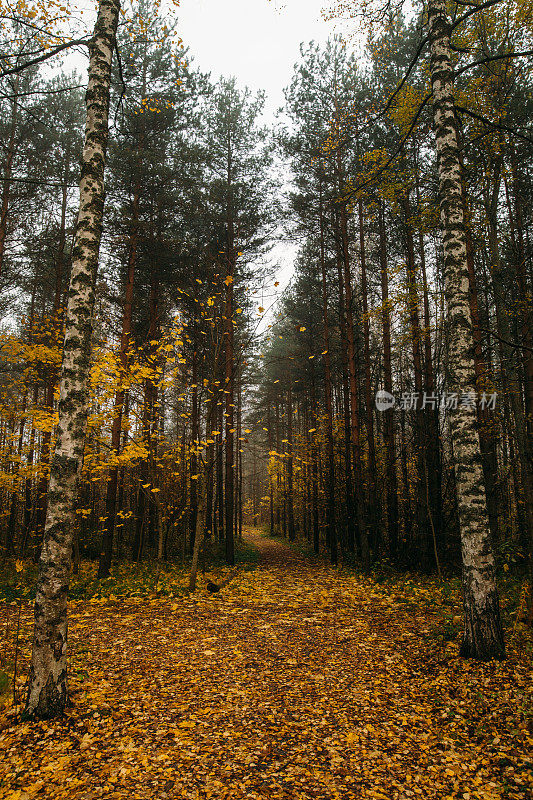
[0,669,10,695]
[0,534,261,603]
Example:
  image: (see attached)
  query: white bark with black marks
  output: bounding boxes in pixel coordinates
[428,0,504,660]
[25,0,120,718]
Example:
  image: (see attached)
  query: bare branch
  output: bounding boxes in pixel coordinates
[455,105,533,145]
[455,50,533,77]
[0,37,89,78]
[451,0,505,31]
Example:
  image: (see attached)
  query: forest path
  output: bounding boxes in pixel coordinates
[242,527,307,568]
[1,529,530,800]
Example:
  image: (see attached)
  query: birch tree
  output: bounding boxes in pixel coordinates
[428,0,504,660]
[25,0,120,718]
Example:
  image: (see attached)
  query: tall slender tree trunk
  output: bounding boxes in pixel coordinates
[415,171,444,553]
[267,409,275,536]
[224,185,235,565]
[98,183,139,578]
[205,394,215,542]
[189,347,199,552]
[235,363,243,540]
[7,282,38,554]
[358,198,379,550]
[188,496,206,592]
[25,0,120,717]
[339,198,369,568]
[23,384,40,553]
[0,74,19,277]
[428,0,504,659]
[401,191,431,566]
[275,397,282,533]
[485,162,533,583]
[333,210,356,554]
[378,202,399,559]
[216,398,224,543]
[286,382,296,541]
[509,147,533,443]
[461,162,499,543]
[319,178,336,564]
[35,179,70,539]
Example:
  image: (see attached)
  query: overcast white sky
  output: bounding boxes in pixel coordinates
[177,0,343,119]
[66,1,354,310]
[174,1,353,303]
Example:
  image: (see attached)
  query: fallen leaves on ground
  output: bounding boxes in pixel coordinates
[1,530,532,800]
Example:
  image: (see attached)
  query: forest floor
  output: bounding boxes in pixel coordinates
[0,529,532,800]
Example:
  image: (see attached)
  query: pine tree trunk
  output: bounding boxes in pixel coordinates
[378,202,399,560]
[25,0,120,718]
[415,170,444,553]
[23,384,40,554]
[334,213,356,554]
[486,174,533,583]
[286,382,296,541]
[205,400,215,542]
[98,187,138,578]
[339,199,369,568]
[428,0,504,659]
[358,198,379,548]
[216,398,224,543]
[267,409,275,536]
[319,179,337,564]
[188,496,206,592]
[0,74,19,277]
[401,191,431,566]
[509,147,533,444]
[189,347,199,552]
[310,374,320,555]
[275,397,282,533]
[224,222,235,565]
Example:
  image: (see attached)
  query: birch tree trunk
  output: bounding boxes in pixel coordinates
[25,0,120,718]
[428,0,504,659]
